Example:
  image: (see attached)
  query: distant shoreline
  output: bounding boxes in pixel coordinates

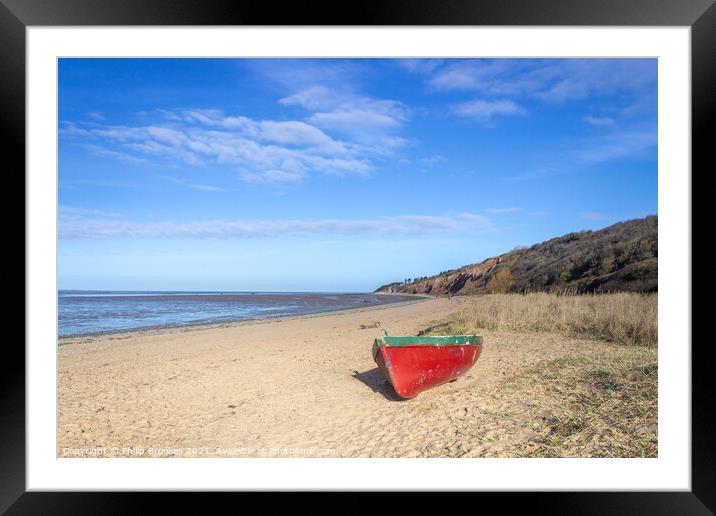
[58,293,433,345]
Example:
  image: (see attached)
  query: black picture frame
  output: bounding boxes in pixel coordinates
[4,0,711,512]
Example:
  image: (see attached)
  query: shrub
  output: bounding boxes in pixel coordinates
[486,269,514,294]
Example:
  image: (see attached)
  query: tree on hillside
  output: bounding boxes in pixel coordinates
[487,269,514,294]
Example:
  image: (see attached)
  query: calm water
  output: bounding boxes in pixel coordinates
[58,290,415,337]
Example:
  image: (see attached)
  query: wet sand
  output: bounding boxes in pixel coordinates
[58,296,619,457]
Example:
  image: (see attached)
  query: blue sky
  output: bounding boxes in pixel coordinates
[58,58,657,292]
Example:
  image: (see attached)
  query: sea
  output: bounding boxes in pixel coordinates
[58,290,416,338]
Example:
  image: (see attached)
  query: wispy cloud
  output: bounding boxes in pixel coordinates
[396,58,445,75]
[59,205,123,218]
[584,116,615,126]
[280,86,408,145]
[428,59,530,91]
[161,175,225,192]
[419,155,447,166]
[239,169,304,184]
[427,59,656,104]
[452,99,526,122]
[506,126,657,181]
[60,100,388,182]
[83,144,149,165]
[59,212,494,239]
[576,128,657,164]
[506,168,560,182]
[187,183,225,192]
[247,59,366,92]
[485,207,524,214]
[87,111,105,121]
[60,60,413,188]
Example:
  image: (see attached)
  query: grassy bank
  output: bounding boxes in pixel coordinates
[442,292,657,347]
[429,292,658,457]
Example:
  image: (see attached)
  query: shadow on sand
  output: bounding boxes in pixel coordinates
[351,368,407,402]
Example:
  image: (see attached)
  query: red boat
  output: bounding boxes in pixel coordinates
[372,331,483,399]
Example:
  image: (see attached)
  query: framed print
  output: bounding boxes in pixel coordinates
[5,0,712,511]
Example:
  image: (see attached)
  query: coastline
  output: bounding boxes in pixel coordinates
[58,293,433,346]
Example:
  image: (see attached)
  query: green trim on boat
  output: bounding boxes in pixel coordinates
[378,335,480,346]
[372,333,482,359]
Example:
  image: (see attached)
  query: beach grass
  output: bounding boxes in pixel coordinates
[507,347,657,457]
[422,292,658,457]
[439,292,657,347]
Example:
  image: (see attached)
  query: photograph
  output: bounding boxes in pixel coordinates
[56,57,659,459]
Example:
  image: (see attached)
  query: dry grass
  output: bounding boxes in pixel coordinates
[442,292,657,347]
[507,347,658,457]
[422,292,658,457]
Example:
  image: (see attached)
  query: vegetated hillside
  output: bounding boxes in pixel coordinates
[375,215,657,295]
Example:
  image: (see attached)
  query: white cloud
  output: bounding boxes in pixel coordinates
[239,169,305,184]
[278,86,336,111]
[280,86,406,121]
[84,144,148,164]
[302,155,372,175]
[584,116,615,126]
[396,58,444,74]
[309,109,401,131]
[61,108,382,181]
[59,212,494,239]
[92,125,147,141]
[485,207,524,214]
[428,59,534,92]
[249,59,364,93]
[160,176,225,192]
[87,111,105,121]
[187,183,224,192]
[63,71,412,184]
[430,68,481,90]
[146,126,187,147]
[428,59,656,104]
[258,120,337,147]
[452,99,525,121]
[506,127,657,181]
[124,139,203,165]
[535,79,589,103]
[186,183,225,192]
[576,129,657,164]
[419,155,447,166]
[505,167,560,182]
[59,206,123,218]
[280,86,408,144]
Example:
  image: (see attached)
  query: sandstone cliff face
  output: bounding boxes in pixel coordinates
[375,215,657,296]
[397,257,501,295]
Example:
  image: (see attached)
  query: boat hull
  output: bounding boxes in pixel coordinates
[372,335,482,399]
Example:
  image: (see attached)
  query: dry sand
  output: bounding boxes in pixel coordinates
[58,297,621,458]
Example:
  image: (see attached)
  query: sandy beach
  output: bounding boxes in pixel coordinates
[59,296,627,458]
